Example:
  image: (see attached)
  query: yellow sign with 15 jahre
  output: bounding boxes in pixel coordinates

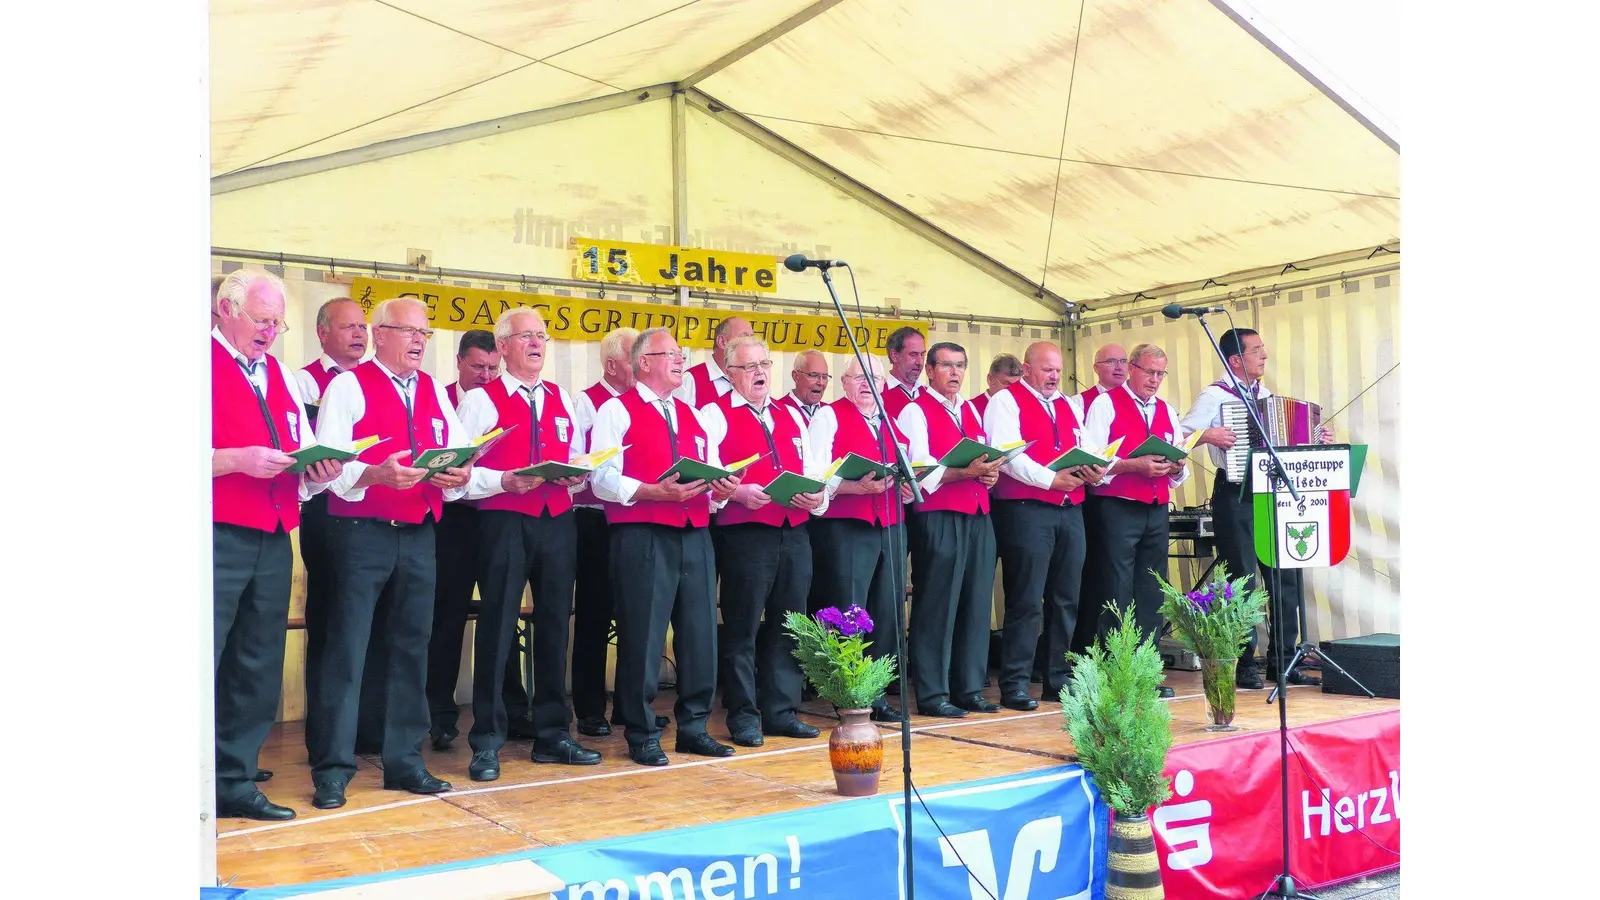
[570,237,780,293]
[350,277,926,354]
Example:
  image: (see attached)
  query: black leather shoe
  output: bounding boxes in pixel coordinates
[312,782,346,810]
[1236,665,1265,690]
[763,719,821,739]
[630,740,669,766]
[870,704,902,723]
[730,727,765,748]
[507,717,540,740]
[1268,667,1321,686]
[383,769,452,794]
[533,738,602,766]
[954,694,1000,714]
[430,727,458,752]
[1156,685,1176,699]
[469,750,500,782]
[1001,691,1038,711]
[918,702,968,719]
[675,732,735,758]
[577,716,612,737]
[218,791,295,821]
[1039,686,1067,704]
[253,768,273,782]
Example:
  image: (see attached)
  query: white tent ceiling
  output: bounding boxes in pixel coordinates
[210,0,1398,310]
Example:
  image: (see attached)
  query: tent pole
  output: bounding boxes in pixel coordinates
[671,90,689,307]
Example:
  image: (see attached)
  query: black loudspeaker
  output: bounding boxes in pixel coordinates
[1318,633,1400,699]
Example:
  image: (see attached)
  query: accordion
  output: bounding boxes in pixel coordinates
[1220,396,1323,482]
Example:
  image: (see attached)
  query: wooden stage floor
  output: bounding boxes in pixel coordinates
[219,672,1398,890]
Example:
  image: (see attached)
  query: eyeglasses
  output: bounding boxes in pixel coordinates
[931,360,967,371]
[796,370,831,381]
[241,311,289,334]
[844,373,886,384]
[1131,363,1168,379]
[727,359,774,372]
[1094,357,1128,367]
[377,325,434,341]
[508,331,550,344]
[642,350,686,362]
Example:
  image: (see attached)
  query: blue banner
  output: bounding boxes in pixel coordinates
[237,765,1106,900]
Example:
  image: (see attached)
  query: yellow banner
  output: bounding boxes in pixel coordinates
[349,278,926,354]
[568,236,780,293]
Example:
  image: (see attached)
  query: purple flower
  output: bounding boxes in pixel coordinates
[844,606,874,636]
[1223,583,1235,601]
[816,607,847,632]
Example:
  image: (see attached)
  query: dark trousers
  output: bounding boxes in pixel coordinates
[571,507,615,721]
[807,517,904,708]
[306,516,435,786]
[908,510,997,709]
[425,503,529,738]
[992,500,1085,696]
[213,523,292,804]
[1209,470,1304,669]
[714,522,812,731]
[1067,494,1107,657]
[610,523,717,750]
[473,509,578,751]
[303,494,388,752]
[1093,497,1169,648]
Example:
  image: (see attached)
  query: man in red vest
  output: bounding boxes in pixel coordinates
[426,329,535,752]
[307,297,473,809]
[701,336,828,746]
[806,355,917,722]
[983,342,1105,710]
[1083,342,1192,699]
[677,315,753,409]
[897,342,1005,717]
[773,348,830,425]
[881,326,926,419]
[1062,343,1132,671]
[295,297,369,413]
[590,328,742,766]
[971,353,1022,420]
[570,326,640,738]
[211,269,344,820]
[455,310,600,780]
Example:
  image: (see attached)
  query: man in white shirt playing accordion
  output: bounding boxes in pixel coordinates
[1182,327,1333,689]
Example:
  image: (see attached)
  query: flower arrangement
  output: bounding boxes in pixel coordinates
[1154,564,1269,660]
[783,605,898,710]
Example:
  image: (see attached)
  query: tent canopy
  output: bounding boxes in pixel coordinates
[210,0,1398,315]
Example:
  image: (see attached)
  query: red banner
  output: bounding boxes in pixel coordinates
[1151,709,1400,898]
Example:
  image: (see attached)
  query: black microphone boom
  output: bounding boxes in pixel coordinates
[1161,302,1227,319]
[783,253,847,273]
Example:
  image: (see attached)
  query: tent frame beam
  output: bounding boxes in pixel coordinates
[682,88,1070,317]
[679,0,847,88]
[210,82,676,195]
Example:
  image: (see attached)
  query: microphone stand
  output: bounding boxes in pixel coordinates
[1189,312,1310,900]
[817,264,923,900]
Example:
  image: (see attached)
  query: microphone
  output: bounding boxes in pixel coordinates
[783,253,847,273]
[1162,302,1226,319]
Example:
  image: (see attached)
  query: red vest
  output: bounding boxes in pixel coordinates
[823,399,910,527]
[302,360,340,399]
[882,381,918,420]
[686,363,724,409]
[1091,387,1177,506]
[713,394,809,528]
[911,391,990,515]
[572,381,618,508]
[212,339,302,533]
[1080,384,1105,413]
[971,392,991,420]
[475,379,576,518]
[773,392,817,426]
[606,389,712,528]
[993,381,1086,507]
[327,362,447,524]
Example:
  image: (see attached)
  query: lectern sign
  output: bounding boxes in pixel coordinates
[1251,446,1352,569]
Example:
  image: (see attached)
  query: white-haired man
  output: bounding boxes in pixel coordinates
[590,328,742,766]
[456,309,599,780]
[1083,342,1191,699]
[211,269,344,819]
[307,297,472,809]
[773,349,831,425]
[677,316,753,409]
[700,336,828,746]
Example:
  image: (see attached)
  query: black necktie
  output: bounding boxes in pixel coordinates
[525,384,543,463]
[752,405,781,472]
[394,376,418,457]
[660,399,680,461]
[238,357,281,450]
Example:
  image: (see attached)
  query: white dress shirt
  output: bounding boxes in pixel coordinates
[1083,384,1191,490]
[701,391,830,514]
[785,391,823,422]
[1180,376,1274,476]
[294,354,345,405]
[897,391,981,498]
[457,373,579,501]
[673,358,732,408]
[807,402,911,493]
[590,383,724,508]
[982,380,1086,491]
[572,379,625,509]
[212,329,327,500]
[314,359,470,503]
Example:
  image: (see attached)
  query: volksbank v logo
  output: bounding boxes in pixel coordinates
[939,816,1072,900]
